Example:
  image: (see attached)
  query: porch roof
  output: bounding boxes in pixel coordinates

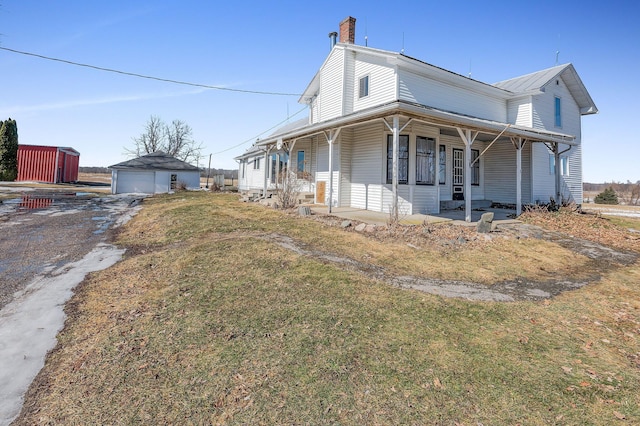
[252,100,576,149]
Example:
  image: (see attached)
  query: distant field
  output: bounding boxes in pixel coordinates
[78,172,111,184]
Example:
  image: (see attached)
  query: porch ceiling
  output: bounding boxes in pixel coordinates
[255,100,576,149]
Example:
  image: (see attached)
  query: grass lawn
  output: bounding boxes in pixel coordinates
[17,192,640,425]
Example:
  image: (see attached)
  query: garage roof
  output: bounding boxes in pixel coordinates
[109,151,200,171]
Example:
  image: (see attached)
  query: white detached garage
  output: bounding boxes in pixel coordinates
[109,151,201,194]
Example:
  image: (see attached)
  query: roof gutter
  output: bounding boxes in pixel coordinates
[252,100,576,149]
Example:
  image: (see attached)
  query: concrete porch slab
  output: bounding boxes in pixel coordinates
[307,205,520,226]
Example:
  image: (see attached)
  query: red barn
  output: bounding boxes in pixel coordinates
[17,145,80,183]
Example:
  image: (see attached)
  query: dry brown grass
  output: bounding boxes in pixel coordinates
[521,207,640,253]
[78,172,111,184]
[15,192,640,425]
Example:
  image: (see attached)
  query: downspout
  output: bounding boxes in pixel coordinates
[554,144,572,204]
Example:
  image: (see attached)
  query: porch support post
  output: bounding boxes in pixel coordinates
[328,137,334,213]
[263,148,269,199]
[324,129,341,214]
[287,140,297,172]
[514,137,523,216]
[456,128,478,222]
[381,116,412,221]
[392,115,399,221]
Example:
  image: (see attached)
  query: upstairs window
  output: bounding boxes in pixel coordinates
[253,157,260,169]
[359,75,369,99]
[386,134,409,184]
[554,97,562,128]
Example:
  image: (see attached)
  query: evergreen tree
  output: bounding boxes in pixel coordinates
[0,118,19,181]
[0,119,19,181]
[594,186,619,205]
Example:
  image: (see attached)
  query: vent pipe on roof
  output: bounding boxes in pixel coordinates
[329,31,338,49]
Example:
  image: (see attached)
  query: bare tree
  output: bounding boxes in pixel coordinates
[126,116,203,164]
[164,119,203,163]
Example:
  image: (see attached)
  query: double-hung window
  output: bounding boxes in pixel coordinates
[549,155,569,176]
[359,75,369,99]
[471,149,480,185]
[386,134,409,184]
[416,136,436,185]
[296,151,305,177]
[438,145,446,184]
[253,157,260,169]
[554,97,562,128]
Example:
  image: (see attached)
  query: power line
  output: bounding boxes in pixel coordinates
[212,106,308,155]
[0,46,302,97]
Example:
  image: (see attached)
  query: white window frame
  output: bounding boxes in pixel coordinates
[358,75,369,99]
[554,96,562,128]
[549,155,570,176]
[415,136,436,185]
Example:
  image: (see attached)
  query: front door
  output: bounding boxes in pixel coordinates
[452,148,464,200]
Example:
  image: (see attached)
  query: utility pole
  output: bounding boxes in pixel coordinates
[205,153,212,189]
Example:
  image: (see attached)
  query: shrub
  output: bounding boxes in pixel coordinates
[594,187,619,205]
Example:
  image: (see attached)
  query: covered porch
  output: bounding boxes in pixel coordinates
[254,100,576,222]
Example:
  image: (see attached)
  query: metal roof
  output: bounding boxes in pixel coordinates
[249,100,576,150]
[109,151,200,171]
[493,63,598,115]
[493,64,568,92]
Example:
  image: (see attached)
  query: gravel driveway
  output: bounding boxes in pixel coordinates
[0,189,141,309]
[0,187,143,425]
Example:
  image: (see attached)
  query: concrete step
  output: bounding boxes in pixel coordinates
[440,199,492,210]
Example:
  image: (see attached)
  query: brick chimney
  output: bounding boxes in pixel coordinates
[339,16,356,44]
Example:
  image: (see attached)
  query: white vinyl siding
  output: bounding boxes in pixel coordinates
[530,76,582,203]
[316,136,340,206]
[350,122,384,210]
[317,48,345,121]
[339,129,353,207]
[507,96,532,126]
[398,69,506,122]
[484,142,532,204]
[352,52,396,112]
[114,170,200,194]
[531,78,579,133]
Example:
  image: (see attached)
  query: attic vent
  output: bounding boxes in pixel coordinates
[556,79,559,85]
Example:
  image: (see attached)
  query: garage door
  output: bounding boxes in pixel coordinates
[115,171,155,194]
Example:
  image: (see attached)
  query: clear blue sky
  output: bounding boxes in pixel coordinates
[1,0,638,182]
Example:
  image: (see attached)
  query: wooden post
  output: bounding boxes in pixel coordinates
[516,138,522,216]
[456,128,477,223]
[392,116,399,221]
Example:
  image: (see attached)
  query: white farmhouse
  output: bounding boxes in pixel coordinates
[236,17,597,221]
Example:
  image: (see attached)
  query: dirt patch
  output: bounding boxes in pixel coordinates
[270,210,639,302]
